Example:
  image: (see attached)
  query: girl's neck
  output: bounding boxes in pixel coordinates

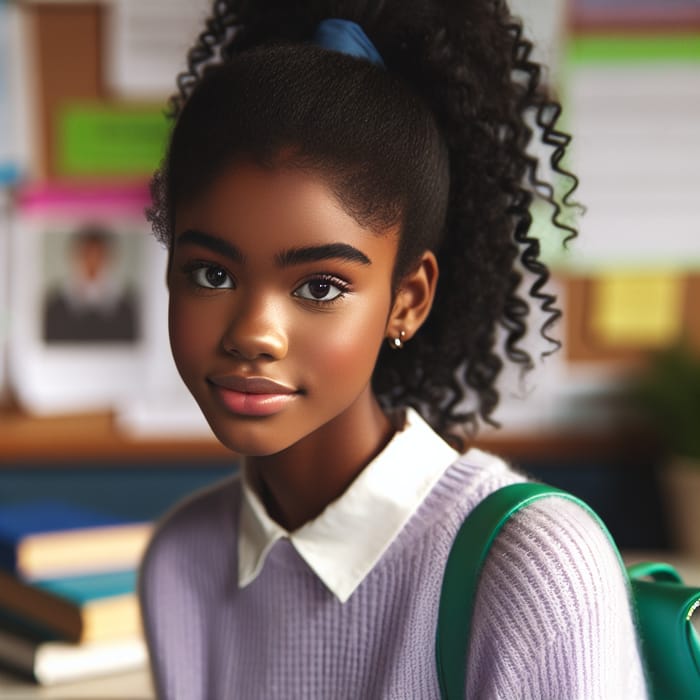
[245,389,395,532]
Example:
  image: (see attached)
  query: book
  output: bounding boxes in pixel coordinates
[0,628,147,685]
[0,569,140,644]
[0,500,152,580]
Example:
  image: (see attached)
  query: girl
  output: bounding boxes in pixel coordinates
[139,1,648,698]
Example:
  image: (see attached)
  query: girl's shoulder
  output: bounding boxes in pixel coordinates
[487,491,625,596]
[140,472,242,569]
[462,467,647,697]
[444,448,613,542]
[425,447,527,534]
[448,452,634,637]
[437,448,625,589]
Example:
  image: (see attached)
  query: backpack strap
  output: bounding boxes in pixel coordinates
[435,481,615,699]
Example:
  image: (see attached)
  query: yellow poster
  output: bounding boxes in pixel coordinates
[591,272,685,347]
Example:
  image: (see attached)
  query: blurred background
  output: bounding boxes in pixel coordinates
[0,0,699,691]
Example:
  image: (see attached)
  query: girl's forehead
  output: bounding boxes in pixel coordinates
[177,163,354,237]
[202,162,341,214]
[174,163,400,260]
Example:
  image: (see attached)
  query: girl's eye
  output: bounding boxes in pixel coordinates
[189,264,234,289]
[293,277,348,303]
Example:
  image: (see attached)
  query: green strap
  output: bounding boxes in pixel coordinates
[435,482,609,699]
[627,561,682,584]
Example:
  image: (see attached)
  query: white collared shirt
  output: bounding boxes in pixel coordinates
[238,408,459,603]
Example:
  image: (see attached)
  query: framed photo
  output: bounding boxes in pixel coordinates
[8,186,152,414]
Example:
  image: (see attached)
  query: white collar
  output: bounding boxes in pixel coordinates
[238,408,459,603]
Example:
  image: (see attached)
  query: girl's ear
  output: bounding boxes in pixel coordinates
[386,250,439,343]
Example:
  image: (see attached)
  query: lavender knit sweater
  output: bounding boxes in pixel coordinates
[139,454,648,699]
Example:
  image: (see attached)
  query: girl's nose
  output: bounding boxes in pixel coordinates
[220,296,289,361]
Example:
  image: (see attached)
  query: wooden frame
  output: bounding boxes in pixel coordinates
[565,274,700,364]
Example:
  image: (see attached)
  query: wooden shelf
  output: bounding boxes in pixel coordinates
[0,408,660,466]
[0,409,232,463]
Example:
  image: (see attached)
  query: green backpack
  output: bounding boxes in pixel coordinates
[436,482,700,699]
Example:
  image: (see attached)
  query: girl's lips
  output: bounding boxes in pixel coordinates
[208,375,297,395]
[207,376,299,417]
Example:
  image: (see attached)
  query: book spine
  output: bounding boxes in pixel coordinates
[0,570,81,642]
[0,627,37,680]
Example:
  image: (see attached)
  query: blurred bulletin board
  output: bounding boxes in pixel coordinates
[29,3,103,179]
[557,21,700,364]
[23,2,700,364]
[12,2,213,430]
[23,2,186,181]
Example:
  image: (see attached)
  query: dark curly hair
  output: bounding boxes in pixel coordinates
[148,0,579,448]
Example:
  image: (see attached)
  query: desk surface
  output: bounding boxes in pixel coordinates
[1,553,698,697]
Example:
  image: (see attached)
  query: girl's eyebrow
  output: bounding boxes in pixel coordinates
[275,243,371,267]
[176,230,372,267]
[176,229,245,264]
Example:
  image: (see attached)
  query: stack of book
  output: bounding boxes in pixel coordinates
[0,500,152,684]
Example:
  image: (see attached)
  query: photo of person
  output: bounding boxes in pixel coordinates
[42,224,141,344]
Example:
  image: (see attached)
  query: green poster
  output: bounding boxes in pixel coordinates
[58,105,171,176]
[568,34,700,65]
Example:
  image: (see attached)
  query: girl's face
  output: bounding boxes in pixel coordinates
[168,163,400,456]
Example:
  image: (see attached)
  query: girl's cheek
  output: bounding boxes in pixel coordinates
[168,298,209,365]
[301,308,386,373]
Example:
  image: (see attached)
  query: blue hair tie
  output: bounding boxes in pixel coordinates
[312,18,384,67]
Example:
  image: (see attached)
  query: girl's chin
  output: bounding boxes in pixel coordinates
[207,422,302,458]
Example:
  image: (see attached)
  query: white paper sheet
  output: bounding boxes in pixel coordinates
[105,0,214,98]
[561,63,700,270]
[508,0,567,84]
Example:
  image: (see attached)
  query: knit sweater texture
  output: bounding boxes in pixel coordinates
[139,453,648,699]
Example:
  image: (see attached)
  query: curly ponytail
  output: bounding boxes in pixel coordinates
[370,2,580,443]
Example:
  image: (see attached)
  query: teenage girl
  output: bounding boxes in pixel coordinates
[139,2,648,698]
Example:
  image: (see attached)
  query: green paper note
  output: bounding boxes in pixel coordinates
[58,105,171,176]
[568,34,700,65]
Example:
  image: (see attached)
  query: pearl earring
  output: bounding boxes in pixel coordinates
[389,330,406,350]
